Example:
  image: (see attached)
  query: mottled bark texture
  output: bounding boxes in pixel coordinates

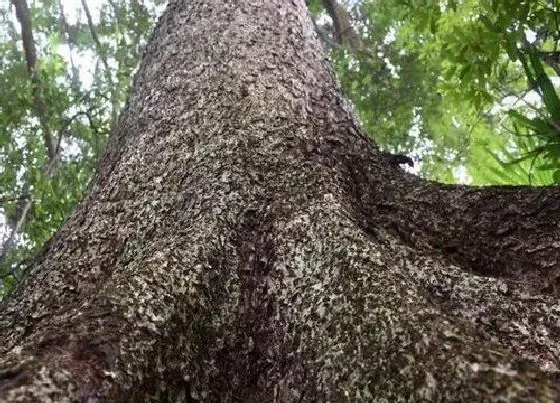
[1,0,560,401]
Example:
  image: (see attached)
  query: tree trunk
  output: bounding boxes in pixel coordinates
[1,0,560,401]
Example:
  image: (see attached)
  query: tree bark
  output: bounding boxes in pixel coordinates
[1,0,560,401]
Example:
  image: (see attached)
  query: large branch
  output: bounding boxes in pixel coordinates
[290,133,560,297]
[367,171,560,295]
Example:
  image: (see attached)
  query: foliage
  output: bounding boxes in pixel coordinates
[387,0,560,185]
[318,0,560,185]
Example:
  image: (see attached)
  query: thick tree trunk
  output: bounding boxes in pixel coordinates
[1,0,560,401]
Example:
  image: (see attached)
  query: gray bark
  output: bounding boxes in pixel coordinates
[1,0,560,401]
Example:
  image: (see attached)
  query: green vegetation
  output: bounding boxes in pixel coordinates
[325,0,560,185]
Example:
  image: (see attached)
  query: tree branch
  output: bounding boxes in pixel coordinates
[11,0,56,162]
[0,196,28,204]
[57,0,80,90]
[0,137,62,271]
[2,0,63,273]
[385,177,560,295]
[320,0,362,51]
[538,51,560,77]
[0,106,95,272]
[80,0,118,128]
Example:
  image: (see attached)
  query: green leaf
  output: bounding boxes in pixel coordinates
[527,48,560,123]
[479,15,497,32]
[508,110,551,134]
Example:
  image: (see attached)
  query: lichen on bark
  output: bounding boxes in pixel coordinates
[1,0,560,401]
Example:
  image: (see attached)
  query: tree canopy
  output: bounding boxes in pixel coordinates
[1,0,560,297]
